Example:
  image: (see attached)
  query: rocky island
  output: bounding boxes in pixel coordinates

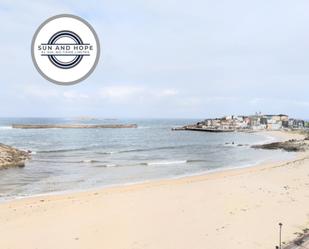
[0,144,31,169]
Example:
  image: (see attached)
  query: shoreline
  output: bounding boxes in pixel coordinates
[3,140,306,205]
[0,130,308,249]
[0,130,299,203]
[0,154,288,204]
[3,147,305,204]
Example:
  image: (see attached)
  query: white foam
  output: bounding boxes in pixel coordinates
[0,126,12,130]
[81,159,94,163]
[147,160,187,166]
[104,163,117,167]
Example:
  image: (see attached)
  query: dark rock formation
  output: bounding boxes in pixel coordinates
[252,139,309,152]
[0,144,31,169]
[283,229,309,249]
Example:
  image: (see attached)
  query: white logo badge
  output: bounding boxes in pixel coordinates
[31,14,100,85]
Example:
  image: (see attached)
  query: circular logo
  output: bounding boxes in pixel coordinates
[31,14,100,85]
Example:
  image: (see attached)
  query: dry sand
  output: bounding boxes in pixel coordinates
[0,131,308,249]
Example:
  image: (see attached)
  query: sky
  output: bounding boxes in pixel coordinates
[0,0,309,119]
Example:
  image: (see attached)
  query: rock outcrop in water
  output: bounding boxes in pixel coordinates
[0,144,31,169]
[252,139,309,152]
[12,124,138,129]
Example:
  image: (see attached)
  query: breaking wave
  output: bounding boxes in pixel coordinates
[33,159,105,164]
[0,126,12,130]
[143,160,187,165]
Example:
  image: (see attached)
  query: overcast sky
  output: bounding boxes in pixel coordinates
[1,0,309,119]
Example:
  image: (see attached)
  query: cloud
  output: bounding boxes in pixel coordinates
[21,85,59,99]
[157,89,178,97]
[99,85,179,103]
[1,0,309,118]
[99,85,144,102]
[63,92,89,101]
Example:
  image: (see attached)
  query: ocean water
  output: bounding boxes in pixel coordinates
[0,118,295,200]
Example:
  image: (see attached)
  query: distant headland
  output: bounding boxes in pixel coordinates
[173,113,308,132]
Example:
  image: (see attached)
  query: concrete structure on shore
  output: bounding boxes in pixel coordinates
[11,124,138,129]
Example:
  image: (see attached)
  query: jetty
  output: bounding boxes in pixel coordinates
[12,124,138,129]
[172,126,235,132]
[185,127,234,132]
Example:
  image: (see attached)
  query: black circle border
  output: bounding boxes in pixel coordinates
[48,30,83,69]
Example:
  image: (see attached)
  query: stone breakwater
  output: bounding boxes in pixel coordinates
[0,144,31,169]
[172,126,235,132]
[12,124,138,129]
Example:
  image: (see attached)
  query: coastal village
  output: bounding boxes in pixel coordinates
[174,113,308,132]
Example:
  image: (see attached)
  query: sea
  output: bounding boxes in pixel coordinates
[0,118,295,201]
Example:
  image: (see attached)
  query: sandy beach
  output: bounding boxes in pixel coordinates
[0,131,308,249]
